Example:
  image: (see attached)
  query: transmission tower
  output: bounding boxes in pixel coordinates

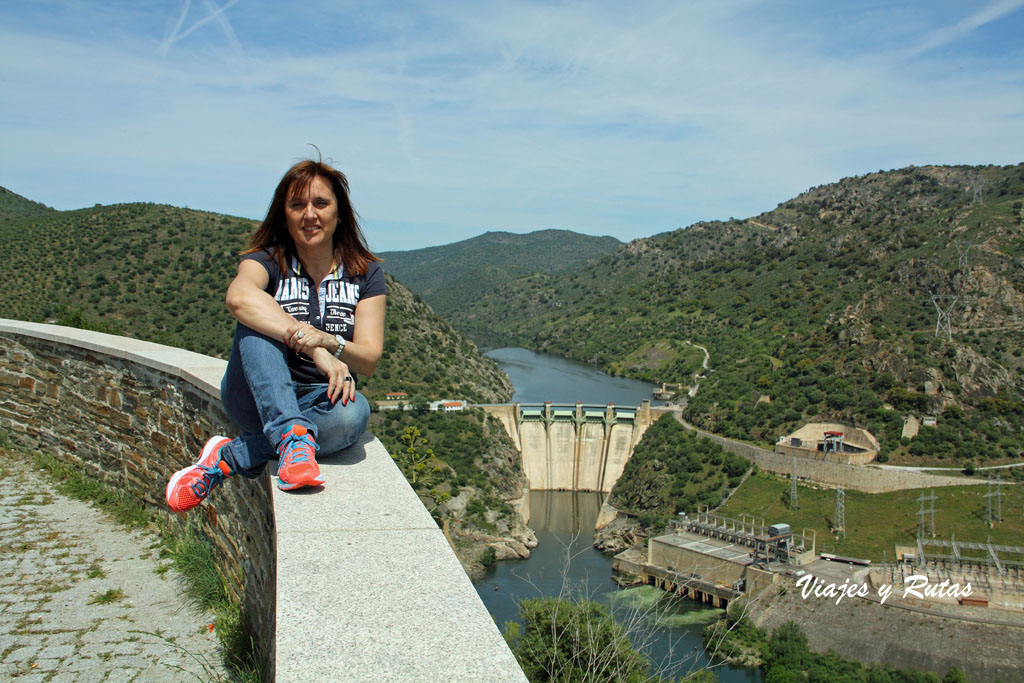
[996,474,1004,521]
[970,172,987,205]
[930,295,960,340]
[986,474,1004,527]
[955,241,974,274]
[835,486,845,538]
[916,489,937,538]
[789,457,799,510]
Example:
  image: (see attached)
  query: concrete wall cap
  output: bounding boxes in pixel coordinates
[0,319,225,398]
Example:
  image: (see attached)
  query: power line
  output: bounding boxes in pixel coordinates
[970,172,987,205]
[954,241,973,273]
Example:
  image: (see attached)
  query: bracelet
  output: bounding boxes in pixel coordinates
[333,335,347,359]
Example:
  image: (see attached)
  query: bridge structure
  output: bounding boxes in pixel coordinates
[478,400,675,493]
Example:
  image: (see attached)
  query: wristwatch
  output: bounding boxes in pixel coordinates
[333,335,347,359]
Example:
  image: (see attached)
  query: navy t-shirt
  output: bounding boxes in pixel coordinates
[242,248,386,384]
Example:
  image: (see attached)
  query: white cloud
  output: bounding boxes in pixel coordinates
[908,0,1024,56]
[1,1,1022,250]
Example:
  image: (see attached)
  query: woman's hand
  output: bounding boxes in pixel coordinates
[284,322,335,357]
[310,348,356,405]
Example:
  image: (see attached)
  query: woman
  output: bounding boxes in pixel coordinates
[166,158,386,513]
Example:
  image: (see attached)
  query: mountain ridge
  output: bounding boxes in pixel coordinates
[380,228,621,317]
[0,186,55,220]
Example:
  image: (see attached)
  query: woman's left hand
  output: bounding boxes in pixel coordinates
[310,348,356,405]
[284,323,333,356]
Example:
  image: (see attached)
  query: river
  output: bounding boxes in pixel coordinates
[476,349,760,681]
[483,346,668,406]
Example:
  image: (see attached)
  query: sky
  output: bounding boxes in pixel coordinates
[2,1,1023,252]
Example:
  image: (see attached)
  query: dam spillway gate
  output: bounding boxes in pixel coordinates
[481,401,664,493]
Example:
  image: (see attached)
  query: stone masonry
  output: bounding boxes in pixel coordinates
[0,327,275,677]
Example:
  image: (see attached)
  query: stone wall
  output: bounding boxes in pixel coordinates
[0,323,276,676]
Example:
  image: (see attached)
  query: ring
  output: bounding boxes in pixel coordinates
[343,377,352,382]
[297,331,304,339]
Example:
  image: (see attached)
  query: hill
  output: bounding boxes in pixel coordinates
[0,197,512,403]
[0,186,54,220]
[371,407,534,578]
[379,229,620,316]
[609,414,748,525]
[448,164,1024,465]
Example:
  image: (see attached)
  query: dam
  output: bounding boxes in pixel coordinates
[481,401,669,492]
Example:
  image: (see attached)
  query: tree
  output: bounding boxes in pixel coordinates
[410,394,430,414]
[504,596,651,682]
[390,426,450,514]
[943,666,968,683]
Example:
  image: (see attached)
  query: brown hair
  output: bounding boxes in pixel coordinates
[244,158,379,276]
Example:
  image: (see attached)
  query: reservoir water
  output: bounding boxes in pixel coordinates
[475,491,760,681]
[477,349,760,681]
[484,347,667,406]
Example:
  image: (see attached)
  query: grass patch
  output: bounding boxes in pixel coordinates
[162,525,231,612]
[718,472,1024,561]
[28,451,151,529]
[88,588,125,605]
[161,524,260,678]
[86,562,106,579]
[36,577,71,594]
[16,491,53,506]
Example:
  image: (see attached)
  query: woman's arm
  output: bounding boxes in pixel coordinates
[346,294,386,375]
[226,258,367,405]
[224,259,297,339]
[286,294,385,376]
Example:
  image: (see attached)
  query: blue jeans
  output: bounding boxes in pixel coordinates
[218,324,370,478]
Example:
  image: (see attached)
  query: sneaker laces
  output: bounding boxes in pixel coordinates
[280,431,319,466]
[190,465,226,498]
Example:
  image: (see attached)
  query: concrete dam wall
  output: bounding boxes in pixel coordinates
[482,402,668,493]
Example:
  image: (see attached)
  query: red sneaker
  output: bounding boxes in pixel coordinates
[276,425,324,491]
[166,436,233,513]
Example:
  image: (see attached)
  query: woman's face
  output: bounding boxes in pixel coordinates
[285,175,338,253]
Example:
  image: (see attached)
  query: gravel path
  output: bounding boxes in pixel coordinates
[0,460,228,682]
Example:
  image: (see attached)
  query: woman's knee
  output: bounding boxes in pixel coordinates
[221,357,262,434]
[315,393,370,453]
[335,392,370,434]
[237,323,288,356]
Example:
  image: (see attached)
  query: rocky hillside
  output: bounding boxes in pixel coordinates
[361,275,512,402]
[449,164,1024,465]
